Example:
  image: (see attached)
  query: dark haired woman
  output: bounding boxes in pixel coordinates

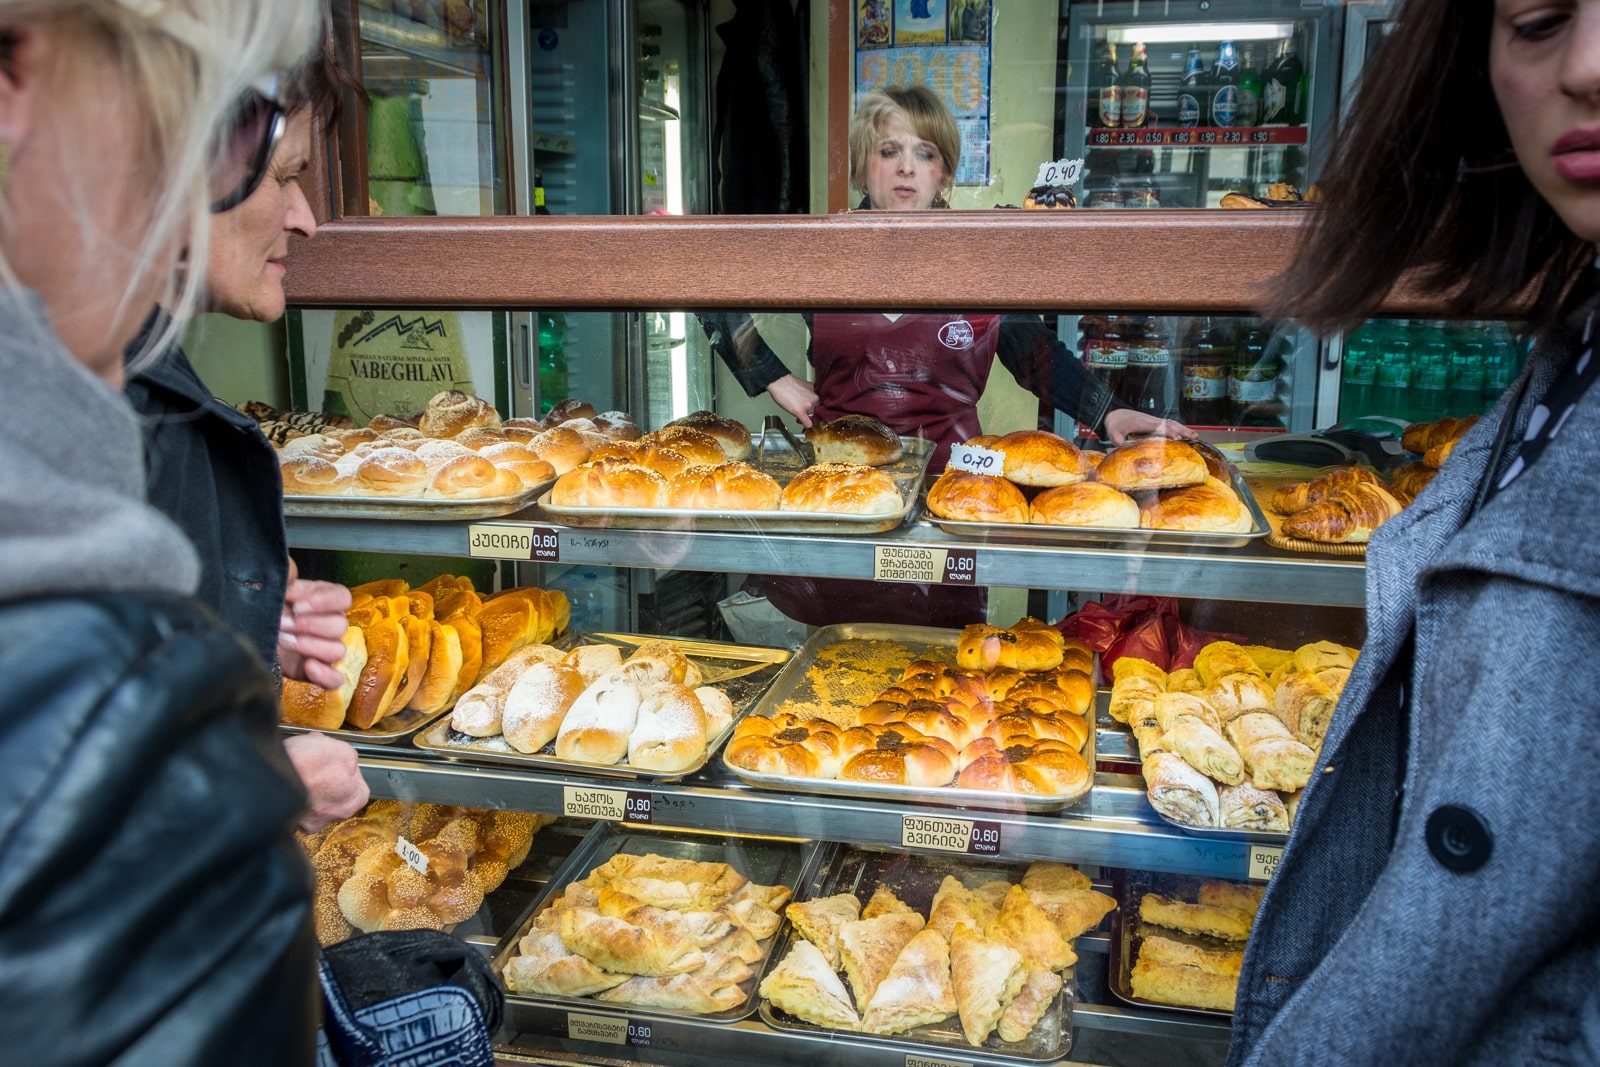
[1230,3,1600,1064]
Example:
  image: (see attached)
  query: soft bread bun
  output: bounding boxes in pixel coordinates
[666,411,753,461]
[479,442,556,488]
[500,418,543,445]
[778,463,902,515]
[344,611,410,728]
[1030,482,1140,528]
[805,414,905,466]
[407,619,464,714]
[551,459,668,508]
[327,427,380,452]
[368,413,419,432]
[429,454,524,499]
[545,398,599,424]
[281,626,369,729]
[642,426,728,467]
[354,447,430,496]
[529,426,592,474]
[376,427,429,448]
[994,430,1085,488]
[627,639,703,687]
[591,440,694,478]
[627,683,709,772]
[1096,438,1209,491]
[413,439,476,472]
[281,456,354,496]
[593,411,642,441]
[964,434,1003,449]
[1139,478,1253,533]
[955,738,1090,796]
[925,470,1029,524]
[666,462,781,510]
[419,390,501,438]
[453,426,510,451]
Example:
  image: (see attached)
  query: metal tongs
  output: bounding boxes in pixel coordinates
[762,414,816,466]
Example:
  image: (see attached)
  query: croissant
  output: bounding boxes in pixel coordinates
[1280,482,1404,543]
[1269,466,1384,515]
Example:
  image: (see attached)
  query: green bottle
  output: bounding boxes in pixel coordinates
[1447,322,1487,416]
[1411,320,1454,423]
[537,311,568,416]
[1373,320,1415,422]
[1237,47,1262,127]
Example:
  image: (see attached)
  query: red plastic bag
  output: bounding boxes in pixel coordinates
[1057,595,1242,674]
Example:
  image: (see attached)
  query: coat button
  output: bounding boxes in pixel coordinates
[1425,805,1493,872]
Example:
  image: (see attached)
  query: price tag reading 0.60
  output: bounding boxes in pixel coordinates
[624,791,653,825]
[626,1021,652,1048]
[943,549,978,587]
[968,820,1002,855]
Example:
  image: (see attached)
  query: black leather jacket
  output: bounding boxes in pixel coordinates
[0,593,317,1066]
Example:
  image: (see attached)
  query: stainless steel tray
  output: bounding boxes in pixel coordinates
[720,623,1094,814]
[491,822,823,1025]
[760,844,1073,1062]
[279,702,451,745]
[283,478,550,522]
[1105,868,1242,1020]
[412,633,790,781]
[535,436,934,536]
[925,465,1271,549]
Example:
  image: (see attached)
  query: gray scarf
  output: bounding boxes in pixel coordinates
[0,289,198,600]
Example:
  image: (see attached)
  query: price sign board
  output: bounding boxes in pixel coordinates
[467,524,560,561]
[566,1014,627,1045]
[901,815,1002,855]
[1032,157,1084,188]
[1249,844,1284,882]
[874,546,980,586]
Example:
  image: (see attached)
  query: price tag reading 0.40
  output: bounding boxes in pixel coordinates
[1032,157,1084,188]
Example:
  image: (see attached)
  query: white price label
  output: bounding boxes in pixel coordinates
[562,786,629,821]
[907,1056,974,1067]
[1248,845,1285,883]
[1033,157,1085,188]
[947,443,1005,475]
[395,835,428,876]
[899,815,1000,855]
[566,1013,628,1045]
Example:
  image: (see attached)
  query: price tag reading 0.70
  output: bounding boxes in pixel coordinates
[947,444,1004,476]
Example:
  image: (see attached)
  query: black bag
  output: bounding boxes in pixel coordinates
[316,929,503,1067]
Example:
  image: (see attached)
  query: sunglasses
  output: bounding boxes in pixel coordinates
[210,74,287,213]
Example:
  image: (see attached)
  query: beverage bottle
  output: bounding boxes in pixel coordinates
[1481,320,1521,411]
[1095,41,1122,129]
[537,310,568,415]
[1447,322,1488,416]
[1237,47,1262,127]
[1130,317,1178,419]
[1277,35,1308,125]
[1210,41,1241,128]
[1411,320,1454,423]
[1084,314,1130,399]
[1230,321,1283,426]
[1262,39,1292,125]
[1339,320,1380,422]
[1120,41,1151,129]
[1177,44,1207,127]
[1181,316,1234,425]
[534,170,551,215]
[1373,319,1415,422]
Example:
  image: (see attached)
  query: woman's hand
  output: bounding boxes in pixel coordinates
[279,557,354,689]
[1103,409,1200,446]
[767,374,821,427]
[283,732,369,833]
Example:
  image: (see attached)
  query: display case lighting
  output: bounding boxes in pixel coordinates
[1106,22,1296,45]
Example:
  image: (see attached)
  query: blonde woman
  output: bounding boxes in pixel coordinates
[0,2,322,1064]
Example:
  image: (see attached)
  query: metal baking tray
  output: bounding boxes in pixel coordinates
[490,822,823,1025]
[283,477,551,522]
[535,436,934,536]
[720,623,1094,813]
[1105,868,1244,1020]
[924,465,1271,549]
[760,844,1073,1062]
[412,632,790,781]
[279,701,451,745]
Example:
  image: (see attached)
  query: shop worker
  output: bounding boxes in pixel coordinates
[126,46,369,833]
[1230,1,1600,1064]
[0,0,325,1062]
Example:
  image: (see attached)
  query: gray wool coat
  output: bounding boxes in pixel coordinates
[1229,318,1600,1066]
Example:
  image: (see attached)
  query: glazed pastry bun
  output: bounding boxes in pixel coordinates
[528,426,592,475]
[550,458,668,509]
[665,410,753,461]
[640,426,728,468]
[1096,438,1209,492]
[1139,478,1253,533]
[779,463,903,515]
[1030,482,1140,528]
[666,463,782,510]
[805,414,905,467]
[992,430,1086,488]
[925,470,1029,524]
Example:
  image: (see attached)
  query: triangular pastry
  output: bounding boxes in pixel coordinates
[711,928,764,964]
[726,897,783,941]
[950,923,1027,1047]
[785,893,862,969]
[928,876,997,942]
[861,885,917,920]
[996,961,1062,1043]
[1028,887,1118,942]
[839,912,924,1008]
[968,880,1015,911]
[759,940,862,1029]
[1019,861,1091,896]
[861,928,958,1035]
[987,885,1075,972]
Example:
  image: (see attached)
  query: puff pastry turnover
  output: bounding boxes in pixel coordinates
[861,928,958,1035]
[758,940,861,1029]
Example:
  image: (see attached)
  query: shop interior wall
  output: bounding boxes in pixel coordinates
[186,316,288,408]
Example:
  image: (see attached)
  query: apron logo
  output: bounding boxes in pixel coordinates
[938,321,975,350]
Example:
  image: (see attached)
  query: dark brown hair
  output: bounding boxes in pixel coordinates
[1263,0,1593,333]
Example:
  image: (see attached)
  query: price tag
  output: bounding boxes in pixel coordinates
[947,443,1004,475]
[467,524,560,562]
[900,815,1002,855]
[562,786,628,821]
[906,1056,973,1067]
[1248,844,1285,882]
[566,1013,628,1045]
[1032,157,1083,188]
[873,546,979,586]
[942,549,978,586]
[394,835,428,876]
[626,1020,653,1048]
[623,791,654,825]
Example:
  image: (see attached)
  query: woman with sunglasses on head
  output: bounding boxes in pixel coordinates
[1230,4,1600,1065]
[125,48,371,835]
[0,2,322,1064]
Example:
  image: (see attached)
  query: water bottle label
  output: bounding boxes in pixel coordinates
[1177,93,1200,126]
[1212,86,1239,127]
[1344,365,1376,386]
[1376,368,1411,388]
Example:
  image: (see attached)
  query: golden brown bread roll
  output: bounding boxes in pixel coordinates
[353,447,430,496]
[545,398,598,424]
[412,439,475,473]
[327,427,380,452]
[367,413,419,432]
[1280,481,1403,543]
[1423,437,1459,470]
[418,390,501,438]
[1030,481,1140,528]
[1388,461,1436,504]
[665,411,753,461]
[1401,414,1479,456]
[956,619,1065,672]
[528,426,591,475]
[993,430,1085,488]
[838,727,958,787]
[593,411,642,441]
[278,433,345,462]
[428,454,524,499]
[407,619,464,714]
[591,440,694,479]
[1269,466,1384,515]
[477,442,556,489]
[550,459,669,508]
[925,470,1029,524]
[778,463,902,515]
[1139,479,1253,533]
[344,610,410,729]
[665,462,781,510]
[280,456,353,496]
[452,426,508,451]
[281,626,369,729]
[376,426,429,448]
[805,414,905,466]
[640,426,728,468]
[1096,438,1209,491]
[956,738,1090,795]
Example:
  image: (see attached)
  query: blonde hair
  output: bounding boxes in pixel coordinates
[0,0,320,365]
[849,86,960,207]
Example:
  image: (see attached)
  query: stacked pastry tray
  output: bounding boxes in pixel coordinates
[283,478,551,521]
[1105,868,1247,1019]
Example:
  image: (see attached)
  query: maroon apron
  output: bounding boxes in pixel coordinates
[764,313,1001,628]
